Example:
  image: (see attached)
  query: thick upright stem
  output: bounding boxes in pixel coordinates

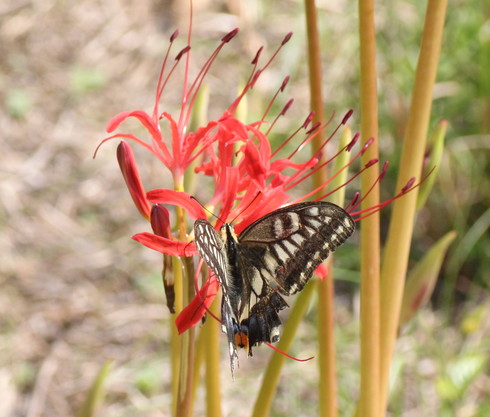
[304,2,338,416]
[358,1,381,416]
[251,280,318,417]
[176,256,196,417]
[379,0,447,412]
[204,296,222,417]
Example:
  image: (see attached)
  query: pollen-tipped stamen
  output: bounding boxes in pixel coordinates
[153,29,180,120]
[344,192,360,212]
[177,28,240,132]
[270,112,316,158]
[230,33,293,113]
[285,131,372,192]
[285,133,362,190]
[347,161,389,214]
[306,159,379,203]
[261,76,291,130]
[349,168,435,221]
[287,111,338,160]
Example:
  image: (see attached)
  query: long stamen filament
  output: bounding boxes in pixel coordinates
[153,29,180,120]
[265,342,314,362]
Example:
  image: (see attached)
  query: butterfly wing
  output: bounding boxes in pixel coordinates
[238,201,355,295]
[193,219,239,375]
[235,202,355,350]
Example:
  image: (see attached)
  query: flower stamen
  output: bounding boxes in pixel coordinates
[265,343,314,362]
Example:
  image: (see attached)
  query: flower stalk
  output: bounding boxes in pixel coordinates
[317,127,352,417]
[304,2,339,416]
[358,0,381,416]
[251,280,319,417]
[203,296,222,417]
[379,0,448,412]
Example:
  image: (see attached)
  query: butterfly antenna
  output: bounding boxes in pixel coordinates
[190,196,224,224]
[229,191,263,224]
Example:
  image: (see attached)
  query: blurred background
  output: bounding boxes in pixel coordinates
[1,0,488,416]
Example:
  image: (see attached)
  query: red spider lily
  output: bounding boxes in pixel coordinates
[95,29,242,187]
[167,131,424,333]
[98,27,423,338]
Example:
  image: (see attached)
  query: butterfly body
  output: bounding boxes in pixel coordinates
[194,201,355,374]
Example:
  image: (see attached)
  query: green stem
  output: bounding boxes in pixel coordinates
[171,256,183,417]
[317,265,337,417]
[358,0,381,416]
[379,0,448,412]
[189,323,204,417]
[304,0,327,182]
[204,296,222,417]
[176,256,196,417]
[303,2,339,416]
[317,127,352,417]
[251,280,318,417]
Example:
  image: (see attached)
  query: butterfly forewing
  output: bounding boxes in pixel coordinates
[238,202,355,295]
[194,219,239,375]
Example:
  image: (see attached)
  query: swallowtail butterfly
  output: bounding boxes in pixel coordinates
[194,201,355,374]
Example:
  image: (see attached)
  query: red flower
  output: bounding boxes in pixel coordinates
[98,28,422,335]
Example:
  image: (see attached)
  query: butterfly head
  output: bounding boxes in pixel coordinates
[220,223,239,244]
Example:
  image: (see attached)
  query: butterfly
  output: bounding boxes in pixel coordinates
[193,201,355,375]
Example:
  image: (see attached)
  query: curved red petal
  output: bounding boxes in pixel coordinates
[270,157,318,174]
[146,189,207,220]
[162,112,182,169]
[117,141,151,220]
[132,232,197,256]
[106,110,172,167]
[216,167,239,226]
[175,275,220,334]
[241,141,267,185]
[106,110,159,139]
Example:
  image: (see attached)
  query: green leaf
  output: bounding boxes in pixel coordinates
[399,231,457,326]
[75,361,112,417]
[417,119,448,209]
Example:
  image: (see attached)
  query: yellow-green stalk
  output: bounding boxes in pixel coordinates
[171,256,183,417]
[303,1,340,416]
[379,0,448,412]
[204,296,222,417]
[358,1,381,416]
[251,280,319,417]
[318,128,352,417]
[189,318,205,417]
[176,256,196,417]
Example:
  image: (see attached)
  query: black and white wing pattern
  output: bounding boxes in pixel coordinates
[194,219,239,375]
[194,201,355,375]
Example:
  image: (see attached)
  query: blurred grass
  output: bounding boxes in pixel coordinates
[0,0,488,416]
